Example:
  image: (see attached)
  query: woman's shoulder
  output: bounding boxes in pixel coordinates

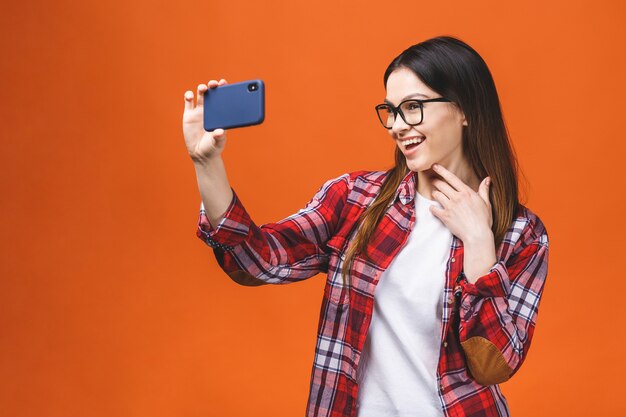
[315,169,390,209]
[329,169,389,183]
[320,169,390,192]
[505,203,549,252]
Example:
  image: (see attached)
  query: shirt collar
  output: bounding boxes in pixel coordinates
[393,169,416,206]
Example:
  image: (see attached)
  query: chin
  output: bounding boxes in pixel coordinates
[405,158,432,173]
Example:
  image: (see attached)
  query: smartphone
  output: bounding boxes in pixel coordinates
[203,79,265,131]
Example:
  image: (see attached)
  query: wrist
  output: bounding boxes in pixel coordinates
[463,227,495,247]
[192,155,229,182]
[462,230,497,284]
[191,153,223,167]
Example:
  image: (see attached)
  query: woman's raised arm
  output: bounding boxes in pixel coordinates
[182,79,233,229]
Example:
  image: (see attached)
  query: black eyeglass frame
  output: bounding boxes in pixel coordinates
[374,97,451,129]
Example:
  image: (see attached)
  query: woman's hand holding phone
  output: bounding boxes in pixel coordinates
[183,78,234,229]
[183,79,228,164]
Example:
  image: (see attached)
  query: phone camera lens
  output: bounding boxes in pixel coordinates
[248,82,258,92]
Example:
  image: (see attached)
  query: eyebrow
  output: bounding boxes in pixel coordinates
[384,93,429,105]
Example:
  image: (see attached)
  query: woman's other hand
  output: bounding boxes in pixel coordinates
[429,163,497,283]
[429,163,493,245]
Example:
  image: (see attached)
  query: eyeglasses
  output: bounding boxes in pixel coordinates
[374,98,451,129]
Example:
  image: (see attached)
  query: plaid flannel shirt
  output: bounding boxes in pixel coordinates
[196,169,549,417]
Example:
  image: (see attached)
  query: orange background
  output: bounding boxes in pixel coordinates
[1,0,625,416]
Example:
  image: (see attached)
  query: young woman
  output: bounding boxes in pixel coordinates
[183,36,549,417]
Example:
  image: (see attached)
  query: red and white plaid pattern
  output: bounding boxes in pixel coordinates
[197,170,549,417]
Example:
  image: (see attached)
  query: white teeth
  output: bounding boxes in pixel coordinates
[401,137,425,146]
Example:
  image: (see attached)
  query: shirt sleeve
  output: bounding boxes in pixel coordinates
[196,173,351,286]
[456,221,549,386]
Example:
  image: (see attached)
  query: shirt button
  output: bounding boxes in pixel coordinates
[450,257,456,263]
[443,341,448,348]
[439,384,444,391]
[446,297,453,305]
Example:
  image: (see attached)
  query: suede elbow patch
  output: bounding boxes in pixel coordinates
[461,336,513,385]
[228,270,268,286]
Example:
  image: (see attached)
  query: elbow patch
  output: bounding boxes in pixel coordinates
[228,270,268,287]
[461,336,513,385]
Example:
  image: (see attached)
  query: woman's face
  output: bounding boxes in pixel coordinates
[385,67,468,173]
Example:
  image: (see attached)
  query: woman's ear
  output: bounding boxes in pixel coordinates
[456,106,468,126]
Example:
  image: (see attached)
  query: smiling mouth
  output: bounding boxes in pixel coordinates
[401,136,425,152]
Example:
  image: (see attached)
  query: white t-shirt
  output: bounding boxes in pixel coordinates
[355,191,452,417]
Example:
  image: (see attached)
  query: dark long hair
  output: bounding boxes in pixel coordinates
[342,36,520,281]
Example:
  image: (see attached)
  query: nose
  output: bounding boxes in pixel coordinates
[390,111,410,137]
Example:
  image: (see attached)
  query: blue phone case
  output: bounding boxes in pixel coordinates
[203,79,265,131]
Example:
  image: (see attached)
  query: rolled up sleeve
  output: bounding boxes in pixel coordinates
[196,188,252,251]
